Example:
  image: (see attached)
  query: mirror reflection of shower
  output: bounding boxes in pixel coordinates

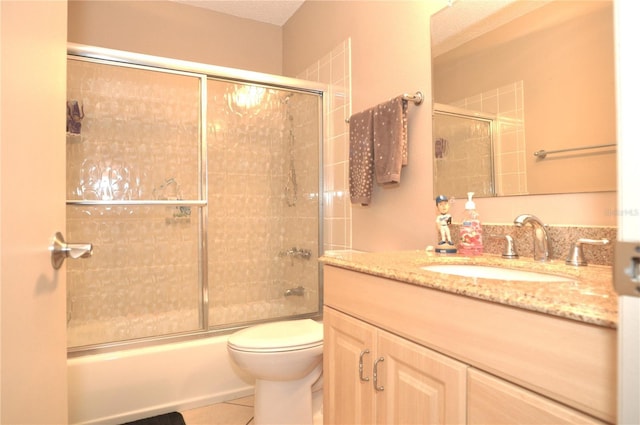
[433,104,495,198]
[433,100,529,198]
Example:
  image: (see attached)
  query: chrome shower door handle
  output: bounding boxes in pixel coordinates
[49,231,93,270]
[359,349,370,382]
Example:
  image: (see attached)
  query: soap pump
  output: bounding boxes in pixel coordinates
[459,192,483,255]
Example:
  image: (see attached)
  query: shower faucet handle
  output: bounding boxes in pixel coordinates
[284,286,305,297]
[278,247,312,261]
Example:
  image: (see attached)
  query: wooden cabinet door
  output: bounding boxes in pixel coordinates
[376,330,467,425]
[324,307,376,425]
[468,368,607,424]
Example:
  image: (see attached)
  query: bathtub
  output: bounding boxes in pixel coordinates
[68,334,254,425]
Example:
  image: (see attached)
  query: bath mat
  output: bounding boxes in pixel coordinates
[121,412,186,425]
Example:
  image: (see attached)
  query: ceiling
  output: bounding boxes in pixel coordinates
[171,0,306,26]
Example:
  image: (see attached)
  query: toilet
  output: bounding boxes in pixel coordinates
[227,318,323,425]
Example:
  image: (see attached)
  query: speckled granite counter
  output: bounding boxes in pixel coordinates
[320,250,618,329]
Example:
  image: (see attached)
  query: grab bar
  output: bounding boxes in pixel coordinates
[534,143,615,159]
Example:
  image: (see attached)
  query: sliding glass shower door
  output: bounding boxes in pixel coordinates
[206,80,321,329]
[66,52,323,352]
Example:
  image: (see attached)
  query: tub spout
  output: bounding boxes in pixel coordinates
[514,214,550,262]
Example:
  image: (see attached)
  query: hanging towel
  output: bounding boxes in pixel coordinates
[348,108,374,205]
[373,96,408,184]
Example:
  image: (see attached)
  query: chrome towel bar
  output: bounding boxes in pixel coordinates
[534,143,615,159]
[345,91,423,123]
[401,91,424,105]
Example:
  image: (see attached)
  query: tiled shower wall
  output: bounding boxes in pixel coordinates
[66,58,321,349]
[297,39,352,251]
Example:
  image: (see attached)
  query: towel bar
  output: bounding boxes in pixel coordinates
[346,91,423,123]
[534,143,615,159]
[402,91,424,105]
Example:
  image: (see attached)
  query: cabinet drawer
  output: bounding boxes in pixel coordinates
[468,368,607,424]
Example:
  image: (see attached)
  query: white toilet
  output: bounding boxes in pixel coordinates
[227,318,323,425]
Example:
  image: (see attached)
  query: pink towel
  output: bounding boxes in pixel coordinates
[373,96,408,184]
[348,108,374,205]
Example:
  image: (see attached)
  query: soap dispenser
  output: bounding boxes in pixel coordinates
[459,192,483,255]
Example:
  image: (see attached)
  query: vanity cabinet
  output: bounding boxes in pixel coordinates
[322,264,617,424]
[323,306,467,424]
[468,368,605,424]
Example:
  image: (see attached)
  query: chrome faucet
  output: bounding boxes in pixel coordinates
[513,214,550,262]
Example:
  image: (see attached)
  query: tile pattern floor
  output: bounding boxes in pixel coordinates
[180,391,323,425]
[181,396,255,425]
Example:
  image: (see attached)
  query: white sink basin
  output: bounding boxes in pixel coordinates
[421,264,573,282]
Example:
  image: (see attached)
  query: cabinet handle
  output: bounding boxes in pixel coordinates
[373,356,385,391]
[359,349,370,382]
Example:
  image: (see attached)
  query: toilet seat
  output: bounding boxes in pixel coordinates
[228,319,323,353]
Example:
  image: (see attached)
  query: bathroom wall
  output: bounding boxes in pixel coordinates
[283,0,616,252]
[284,1,438,251]
[296,40,352,251]
[69,0,618,253]
[67,0,283,75]
[67,1,324,349]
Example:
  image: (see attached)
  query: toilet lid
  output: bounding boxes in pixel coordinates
[228,319,323,352]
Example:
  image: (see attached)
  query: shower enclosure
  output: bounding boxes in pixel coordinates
[65,45,324,352]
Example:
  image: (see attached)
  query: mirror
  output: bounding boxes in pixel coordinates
[431,0,616,198]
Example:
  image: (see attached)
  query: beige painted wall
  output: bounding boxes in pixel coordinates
[285,0,441,251]
[284,0,615,251]
[67,0,283,75]
[68,0,617,251]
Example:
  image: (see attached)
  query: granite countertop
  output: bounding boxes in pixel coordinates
[320,250,618,329]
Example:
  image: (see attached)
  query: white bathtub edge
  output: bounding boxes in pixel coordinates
[71,386,255,425]
[68,335,253,425]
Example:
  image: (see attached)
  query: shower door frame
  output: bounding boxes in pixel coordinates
[67,43,327,355]
[433,102,497,198]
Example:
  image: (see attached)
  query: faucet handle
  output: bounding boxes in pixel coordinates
[489,234,519,259]
[565,238,610,266]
